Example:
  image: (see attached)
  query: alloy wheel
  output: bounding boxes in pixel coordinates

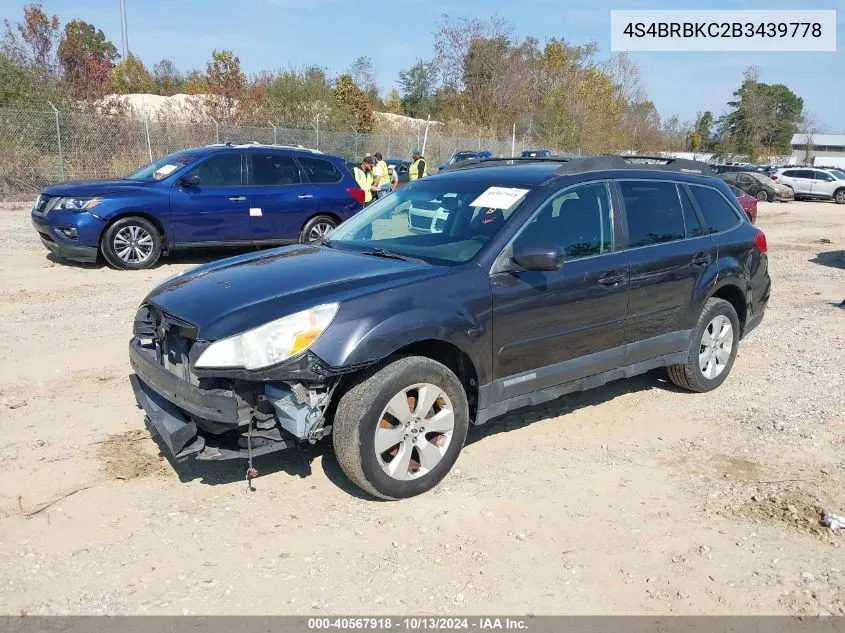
[374,383,455,481]
[113,225,154,264]
[698,315,734,379]
[308,222,334,242]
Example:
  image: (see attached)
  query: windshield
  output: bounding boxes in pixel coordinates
[124,151,200,182]
[748,172,771,184]
[327,180,534,265]
[448,152,478,165]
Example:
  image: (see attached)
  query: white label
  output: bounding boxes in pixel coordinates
[249,208,262,217]
[153,164,178,179]
[611,10,836,52]
[469,187,530,210]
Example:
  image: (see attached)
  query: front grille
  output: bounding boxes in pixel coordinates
[133,304,198,383]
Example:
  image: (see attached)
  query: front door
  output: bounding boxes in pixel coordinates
[789,169,815,195]
[618,180,717,364]
[247,152,315,242]
[811,170,837,197]
[169,152,251,244]
[491,181,629,401]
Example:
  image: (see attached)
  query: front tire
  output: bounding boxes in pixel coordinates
[835,189,845,204]
[756,189,769,202]
[300,215,338,244]
[101,216,162,270]
[667,298,740,393]
[332,355,469,500]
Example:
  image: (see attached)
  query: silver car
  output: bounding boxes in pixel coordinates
[773,167,845,203]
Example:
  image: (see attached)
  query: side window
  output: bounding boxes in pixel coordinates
[299,157,342,184]
[796,170,814,179]
[188,153,242,187]
[813,171,834,181]
[251,154,302,186]
[722,172,737,183]
[514,182,613,259]
[738,174,752,184]
[678,185,706,237]
[689,185,742,234]
[619,181,685,247]
[782,170,796,178]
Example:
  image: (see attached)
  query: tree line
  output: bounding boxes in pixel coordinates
[1,3,811,158]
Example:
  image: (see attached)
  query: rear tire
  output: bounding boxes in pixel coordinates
[101,216,162,270]
[332,355,469,500]
[667,298,740,393]
[300,215,338,244]
[756,189,769,202]
[835,189,845,204]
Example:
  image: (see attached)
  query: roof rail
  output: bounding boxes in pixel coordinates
[554,155,713,176]
[205,141,323,154]
[442,156,573,171]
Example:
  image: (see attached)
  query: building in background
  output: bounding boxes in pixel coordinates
[791,133,845,167]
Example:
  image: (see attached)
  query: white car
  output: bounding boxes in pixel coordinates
[407,194,458,233]
[772,167,845,203]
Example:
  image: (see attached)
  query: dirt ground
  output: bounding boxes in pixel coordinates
[0,200,843,615]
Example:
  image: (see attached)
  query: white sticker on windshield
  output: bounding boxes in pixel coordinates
[470,187,530,209]
[153,164,178,179]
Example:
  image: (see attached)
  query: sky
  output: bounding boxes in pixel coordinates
[6,0,844,131]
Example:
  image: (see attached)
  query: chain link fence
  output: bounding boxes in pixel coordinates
[1,106,576,201]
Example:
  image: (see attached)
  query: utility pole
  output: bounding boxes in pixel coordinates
[119,0,129,58]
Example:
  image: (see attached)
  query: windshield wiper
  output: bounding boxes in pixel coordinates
[359,247,424,263]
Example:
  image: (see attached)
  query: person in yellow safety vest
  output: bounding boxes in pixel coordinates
[409,149,427,181]
[353,156,379,204]
[373,152,392,199]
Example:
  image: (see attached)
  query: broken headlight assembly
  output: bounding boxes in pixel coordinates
[194,303,339,370]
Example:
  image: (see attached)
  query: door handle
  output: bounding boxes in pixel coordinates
[598,271,626,286]
[298,194,313,199]
[229,196,246,201]
[691,253,711,266]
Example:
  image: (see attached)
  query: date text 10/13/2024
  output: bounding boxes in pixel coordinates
[307,618,528,630]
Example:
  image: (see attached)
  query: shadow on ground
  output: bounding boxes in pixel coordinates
[809,249,845,271]
[153,368,681,498]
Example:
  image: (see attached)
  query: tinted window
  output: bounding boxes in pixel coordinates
[299,157,342,183]
[619,181,685,247]
[721,172,737,182]
[738,174,753,184]
[782,170,798,177]
[251,154,301,185]
[678,185,706,237]
[515,182,613,259]
[188,153,242,187]
[689,185,742,234]
[813,171,834,181]
[795,170,814,178]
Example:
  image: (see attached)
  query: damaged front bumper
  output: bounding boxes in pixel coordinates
[129,337,335,463]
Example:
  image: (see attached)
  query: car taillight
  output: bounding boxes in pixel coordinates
[770,175,777,180]
[346,187,366,204]
[753,230,767,252]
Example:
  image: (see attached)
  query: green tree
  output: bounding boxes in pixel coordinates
[384,88,403,114]
[689,111,713,151]
[153,58,183,95]
[334,74,373,131]
[398,60,434,118]
[204,50,246,121]
[58,19,118,98]
[111,53,154,94]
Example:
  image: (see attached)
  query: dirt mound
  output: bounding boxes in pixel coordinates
[96,429,169,481]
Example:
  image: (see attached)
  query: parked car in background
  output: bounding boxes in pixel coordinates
[438,150,494,171]
[32,143,363,270]
[520,149,553,158]
[129,154,769,499]
[772,167,845,203]
[386,159,411,185]
[718,171,793,202]
[728,184,758,223]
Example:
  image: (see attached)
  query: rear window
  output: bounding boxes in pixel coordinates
[619,181,685,247]
[299,157,343,183]
[689,185,742,234]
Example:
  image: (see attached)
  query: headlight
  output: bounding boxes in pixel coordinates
[54,197,104,212]
[194,303,339,370]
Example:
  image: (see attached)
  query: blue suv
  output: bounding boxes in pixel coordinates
[30,143,362,269]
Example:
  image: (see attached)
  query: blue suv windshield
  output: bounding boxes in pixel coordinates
[328,180,534,265]
[124,151,202,182]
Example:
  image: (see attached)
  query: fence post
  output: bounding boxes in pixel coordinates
[387,132,391,158]
[314,114,320,149]
[144,116,153,161]
[211,117,220,143]
[269,122,278,145]
[47,101,64,180]
[349,125,358,161]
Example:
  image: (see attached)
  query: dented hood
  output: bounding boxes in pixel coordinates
[144,244,448,340]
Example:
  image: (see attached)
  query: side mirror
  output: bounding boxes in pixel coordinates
[511,241,564,272]
[180,173,200,188]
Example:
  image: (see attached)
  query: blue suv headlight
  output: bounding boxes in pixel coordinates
[54,197,104,212]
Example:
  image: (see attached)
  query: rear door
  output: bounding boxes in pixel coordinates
[297,155,359,223]
[618,180,717,363]
[490,181,629,399]
[736,173,756,196]
[246,151,315,243]
[169,152,251,244]
[811,170,837,197]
